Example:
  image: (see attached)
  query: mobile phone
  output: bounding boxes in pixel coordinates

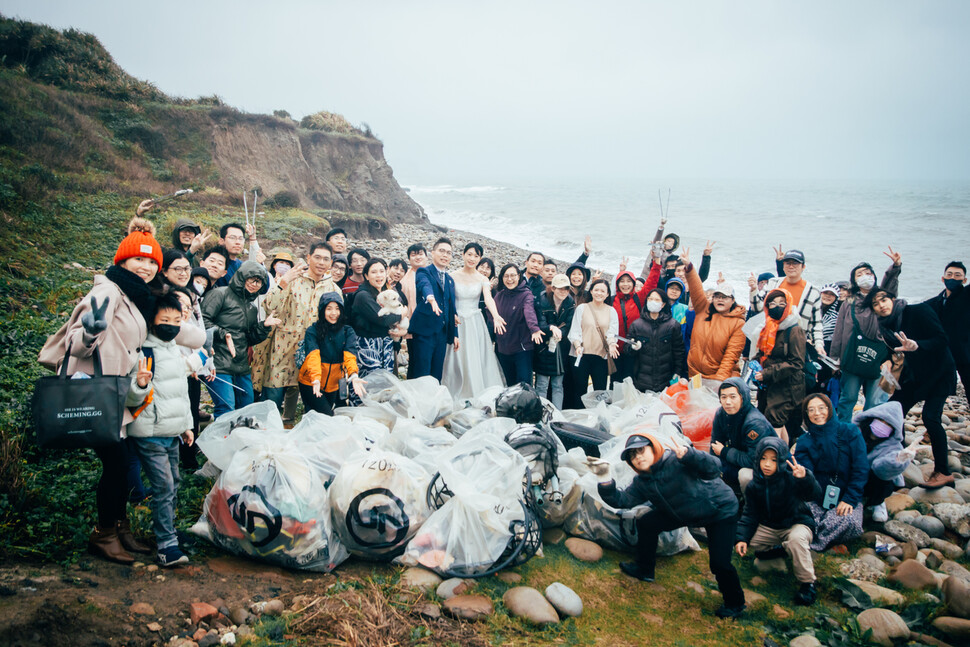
[822,485,841,510]
[338,377,349,401]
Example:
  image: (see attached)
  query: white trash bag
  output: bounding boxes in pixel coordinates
[196,401,284,471]
[381,419,457,475]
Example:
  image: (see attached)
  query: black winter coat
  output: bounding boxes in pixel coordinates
[624,309,685,393]
[927,284,970,365]
[599,447,739,527]
[711,377,776,476]
[351,283,403,339]
[736,437,822,543]
[534,291,575,376]
[202,261,271,375]
[880,301,956,402]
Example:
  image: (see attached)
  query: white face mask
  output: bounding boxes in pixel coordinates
[274,262,292,275]
[193,280,207,295]
[857,274,876,291]
[646,301,664,313]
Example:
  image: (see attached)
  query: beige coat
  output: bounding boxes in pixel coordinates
[38,275,148,427]
[251,273,340,389]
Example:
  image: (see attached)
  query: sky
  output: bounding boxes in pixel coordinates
[3,1,970,184]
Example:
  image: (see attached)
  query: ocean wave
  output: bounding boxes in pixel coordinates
[405,184,506,194]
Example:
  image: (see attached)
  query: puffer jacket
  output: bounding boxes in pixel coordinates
[125,334,196,438]
[299,293,361,393]
[711,377,776,476]
[599,433,739,527]
[853,401,908,482]
[685,266,746,380]
[881,301,957,403]
[736,437,821,542]
[352,283,402,339]
[613,267,660,351]
[793,415,869,507]
[534,291,575,376]
[624,308,685,393]
[495,280,541,354]
[202,261,271,375]
[928,282,970,365]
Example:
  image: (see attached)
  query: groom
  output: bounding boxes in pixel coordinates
[410,237,459,381]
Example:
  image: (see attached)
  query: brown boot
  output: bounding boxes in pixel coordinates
[923,471,955,489]
[88,526,134,564]
[117,519,152,554]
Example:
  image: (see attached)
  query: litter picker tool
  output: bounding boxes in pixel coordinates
[148,188,193,205]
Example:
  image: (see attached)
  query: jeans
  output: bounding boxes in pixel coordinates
[130,438,181,550]
[497,350,534,386]
[125,437,147,502]
[262,386,298,423]
[836,371,889,422]
[206,372,254,420]
[635,509,744,608]
[535,373,564,409]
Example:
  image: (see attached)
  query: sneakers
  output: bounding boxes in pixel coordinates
[157,546,189,567]
[619,561,655,582]
[870,502,889,523]
[923,472,955,489]
[715,604,746,619]
[794,582,817,606]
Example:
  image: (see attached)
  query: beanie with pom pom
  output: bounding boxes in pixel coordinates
[114,218,162,267]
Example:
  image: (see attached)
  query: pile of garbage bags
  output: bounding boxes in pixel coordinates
[191,372,718,575]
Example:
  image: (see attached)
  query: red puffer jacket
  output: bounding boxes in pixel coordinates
[612,264,660,350]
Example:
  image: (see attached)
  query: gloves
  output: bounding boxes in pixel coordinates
[80,296,109,338]
[585,457,611,480]
[631,340,642,351]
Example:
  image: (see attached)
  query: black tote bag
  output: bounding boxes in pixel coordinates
[840,306,889,380]
[32,343,130,449]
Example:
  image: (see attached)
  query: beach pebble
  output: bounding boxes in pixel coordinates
[909,486,964,505]
[840,556,886,583]
[502,587,559,625]
[443,594,494,621]
[929,537,964,559]
[933,503,970,537]
[789,636,822,647]
[400,567,443,593]
[882,520,930,548]
[496,571,522,584]
[940,560,970,585]
[954,478,970,502]
[902,463,925,488]
[932,617,970,641]
[564,537,603,562]
[883,493,915,514]
[743,589,768,606]
[887,559,938,590]
[943,576,970,619]
[129,602,155,615]
[908,515,945,538]
[436,578,473,600]
[856,608,911,647]
[544,582,583,618]
[848,580,905,606]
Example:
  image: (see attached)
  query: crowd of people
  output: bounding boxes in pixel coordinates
[40,201,967,620]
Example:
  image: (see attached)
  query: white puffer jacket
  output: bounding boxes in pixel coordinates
[126,333,201,439]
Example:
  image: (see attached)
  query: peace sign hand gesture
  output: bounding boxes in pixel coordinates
[679,246,690,267]
[786,455,806,479]
[883,245,902,267]
[774,244,785,261]
[894,331,918,352]
[704,240,716,256]
[136,357,153,388]
[81,296,110,336]
[670,436,689,460]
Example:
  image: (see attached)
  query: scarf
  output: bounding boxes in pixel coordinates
[757,288,793,357]
[106,264,156,325]
[877,298,907,346]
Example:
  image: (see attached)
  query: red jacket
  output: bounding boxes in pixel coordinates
[613,264,660,350]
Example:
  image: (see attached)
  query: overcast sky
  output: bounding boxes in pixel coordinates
[3,1,969,183]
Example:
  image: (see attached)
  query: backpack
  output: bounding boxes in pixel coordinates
[129,347,154,419]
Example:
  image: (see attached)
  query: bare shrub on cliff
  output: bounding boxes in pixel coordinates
[266,189,300,208]
[300,110,355,134]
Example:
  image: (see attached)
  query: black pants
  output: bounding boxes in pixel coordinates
[635,510,745,608]
[562,355,582,409]
[957,361,970,399]
[612,353,635,385]
[863,471,896,507]
[93,441,129,528]
[575,355,609,405]
[299,383,341,416]
[894,390,949,475]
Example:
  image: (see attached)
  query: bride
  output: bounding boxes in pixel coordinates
[442,242,507,401]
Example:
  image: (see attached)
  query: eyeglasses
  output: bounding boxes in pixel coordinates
[225,235,245,242]
[168,266,191,274]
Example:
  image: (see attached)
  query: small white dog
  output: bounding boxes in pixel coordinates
[377,289,410,336]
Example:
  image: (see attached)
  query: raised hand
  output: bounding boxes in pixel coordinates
[894,331,918,352]
[584,235,592,256]
[135,199,155,216]
[531,330,545,345]
[135,357,153,388]
[279,262,307,289]
[80,296,110,336]
[670,436,689,460]
[735,542,748,557]
[264,312,282,327]
[883,245,901,267]
[774,244,784,261]
[679,246,690,266]
[786,455,806,479]
[246,223,256,241]
[189,228,213,253]
[585,456,611,478]
[225,333,236,358]
[717,271,726,284]
[254,248,267,265]
[591,269,603,281]
[748,272,757,291]
[618,256,629,273]
[704,240,716,256]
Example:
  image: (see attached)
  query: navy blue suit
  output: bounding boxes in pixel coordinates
[410,264,458,380]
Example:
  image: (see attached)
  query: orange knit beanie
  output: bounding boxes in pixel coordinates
[114,218,163,267]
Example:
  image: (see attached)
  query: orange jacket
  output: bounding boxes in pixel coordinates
[685,266,746,380]
[299,350,359,393]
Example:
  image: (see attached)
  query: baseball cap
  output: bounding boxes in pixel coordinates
[782,250,806,264]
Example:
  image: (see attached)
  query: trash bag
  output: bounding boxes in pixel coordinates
[328,450,431,560]
[432,433,529,504]
[441,407,491,437]
[465,416,518,442]
[191,430,348,572]
[196,401,284,471]
[559,403,612,438]
[580,389,613,409]
[494,383,542,424]
[504,424,559,487]
[549,421,613,457]
[362,371,454,425]
[598,423,691,490]
[469,385,505,412]
[332,404,398,430]
[381,419,456,475]
[562,473,700,556]
[608,396,678,438]
[287,412,385,481]
[538,466,581,528]
[661,383,719,452]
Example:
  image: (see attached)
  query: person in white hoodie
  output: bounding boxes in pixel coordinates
[126,292,203,567]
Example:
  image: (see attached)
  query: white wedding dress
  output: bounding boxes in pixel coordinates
[441,275,505,401]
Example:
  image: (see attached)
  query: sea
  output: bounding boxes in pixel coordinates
[405,179,970,304]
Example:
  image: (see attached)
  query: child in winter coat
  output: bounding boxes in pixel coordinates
[587,434,747,619]
[298,292,367,415]
[735,437,822,606]
[853,402,921,522]
[126,293,203,567]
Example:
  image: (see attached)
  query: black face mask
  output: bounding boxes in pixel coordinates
[767,305,786,321]
[154,323,181,342]
[944,278,963,292]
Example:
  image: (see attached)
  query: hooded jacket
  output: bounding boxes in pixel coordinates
[598,433,739,527]
[494,279,542,354]
[711,377,776,475]
[685,265,747,380]
[625,307,685,393]
[612,268,660,351]
[202,261,271,375]
[793,412,869,507]
[170,218,202,264]
[927,281,970,365]
[126,333,197,438]
[744,308,806,427]
[736,437,822,542]
[566,262,591,306]
[534,290,575,376]
[299,292,360,393]
[829,261,901,362]
[853,401,908,483]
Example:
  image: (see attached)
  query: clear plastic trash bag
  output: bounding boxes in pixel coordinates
[432,433,529,503]
[190,433,349,572]
[328,450,431,560]
[538,466,581,528]
[196,401,284,471]
[362,371,454,425]
[441,407,490,438]
[380,419,457,475]
[494,383,543,423]
[660,384,719,452]
[287,412,385,481]
[559,402,613,437]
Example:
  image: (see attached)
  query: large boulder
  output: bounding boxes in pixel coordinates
[929,537,965,559]
[933,502,970,538]
[940,560,970,585]
[908,486,964,505]
[856,608,911,647]
[942,576,970,619]
[840,556,887,583]
[907,515,945,539]
[886,559,938,590]
[882,520,930,548]
[564,537,603,562]
[883,492,915,514]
